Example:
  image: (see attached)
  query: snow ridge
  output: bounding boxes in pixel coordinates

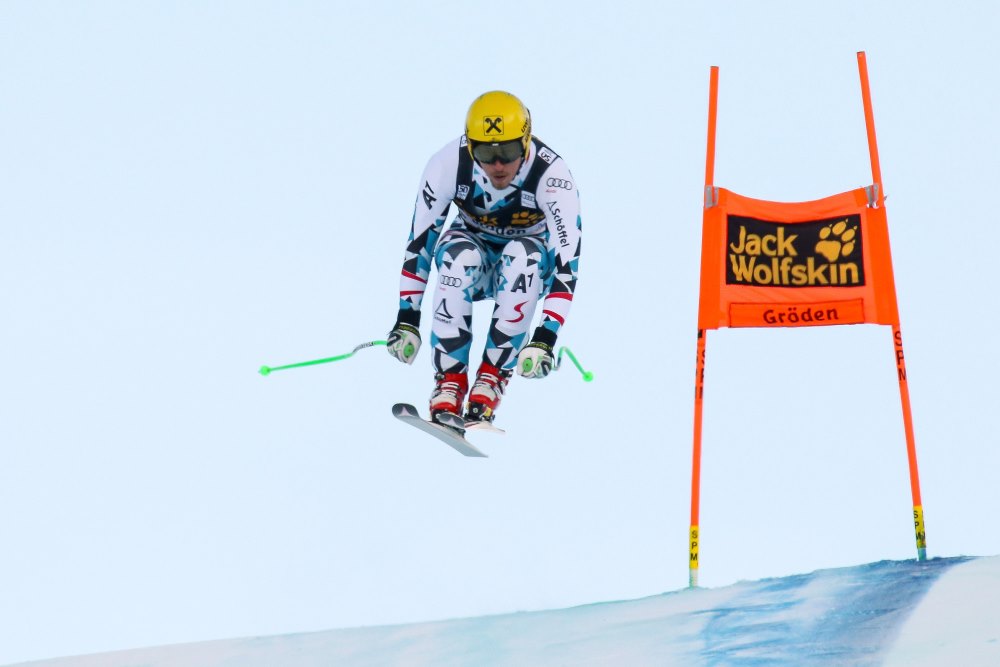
[8,556,998,667]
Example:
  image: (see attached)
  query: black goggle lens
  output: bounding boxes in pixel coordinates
[471,140,524,164]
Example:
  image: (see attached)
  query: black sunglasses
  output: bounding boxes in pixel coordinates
[471,140,524,165]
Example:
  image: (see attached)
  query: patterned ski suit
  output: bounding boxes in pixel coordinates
[396,135,582,374]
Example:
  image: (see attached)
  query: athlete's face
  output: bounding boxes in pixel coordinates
[480,156,523,189]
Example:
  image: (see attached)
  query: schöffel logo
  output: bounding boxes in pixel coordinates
[725,214,865,287]
[434,299,453,322]
[546,201,570,248]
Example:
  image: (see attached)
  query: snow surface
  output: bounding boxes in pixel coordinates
[8,556,998,667]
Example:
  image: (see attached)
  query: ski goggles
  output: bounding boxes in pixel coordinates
[470,139,524,164]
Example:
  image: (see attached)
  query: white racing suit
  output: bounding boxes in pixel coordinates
[396,135,581,374]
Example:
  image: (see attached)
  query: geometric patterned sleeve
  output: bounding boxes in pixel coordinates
[533,156,582,345]
[397,138,460,323]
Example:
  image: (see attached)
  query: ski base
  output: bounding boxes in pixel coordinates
[392,403,487,458]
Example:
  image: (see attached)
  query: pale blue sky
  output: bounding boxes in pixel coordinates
[2,1,999,664]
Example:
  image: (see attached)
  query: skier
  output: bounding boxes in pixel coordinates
[386,90,582,425]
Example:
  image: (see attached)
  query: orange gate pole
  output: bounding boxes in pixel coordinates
[857,51,927,560]
[689,330,707,587]
[690,65,719,587]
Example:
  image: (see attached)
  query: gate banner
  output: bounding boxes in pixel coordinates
[697,186,899,330]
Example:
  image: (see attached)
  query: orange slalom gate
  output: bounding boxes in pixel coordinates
[688,53,926,588]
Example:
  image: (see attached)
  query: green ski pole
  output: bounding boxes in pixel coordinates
[259,340,388,376]
[521,345,593,381]
[556,346,594,382]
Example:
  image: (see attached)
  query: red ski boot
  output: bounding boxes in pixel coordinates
[465,362,512,423]
[429,372,468,424]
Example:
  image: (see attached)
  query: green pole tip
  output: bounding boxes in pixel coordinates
[259,366,271,376]
[583,371,594,382]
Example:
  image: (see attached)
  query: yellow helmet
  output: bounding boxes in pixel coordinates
[464,91,531,163]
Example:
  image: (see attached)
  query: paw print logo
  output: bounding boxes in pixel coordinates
[815,220,858,262]
[511,211,541,226]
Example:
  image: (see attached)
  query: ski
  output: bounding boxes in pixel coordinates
[431,410,506,435]
[391,403,487,458]
[434,410,506,435]
[465,420,506,434]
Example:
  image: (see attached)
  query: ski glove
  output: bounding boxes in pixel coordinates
[517,342,554,379]
[387,322,421,365]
